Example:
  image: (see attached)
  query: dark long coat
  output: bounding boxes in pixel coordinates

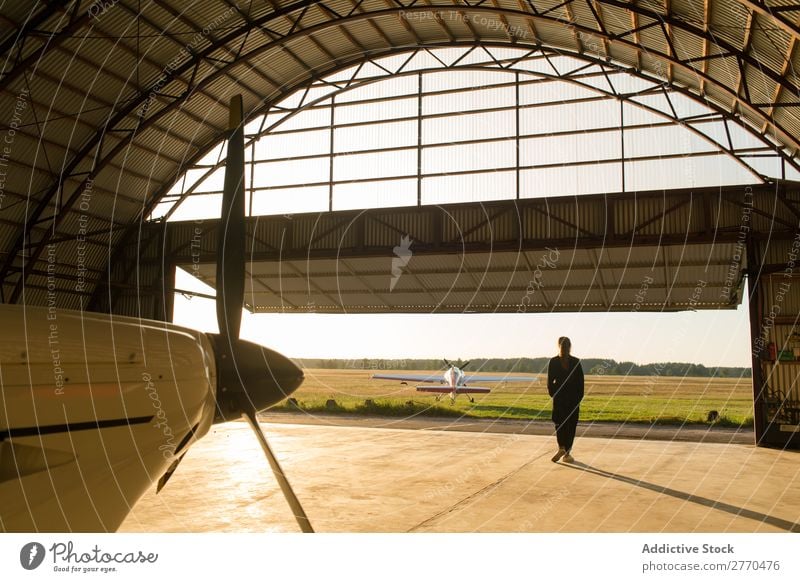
[547,355,584,422]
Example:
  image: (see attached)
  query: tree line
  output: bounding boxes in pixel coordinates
[295,357,751,378]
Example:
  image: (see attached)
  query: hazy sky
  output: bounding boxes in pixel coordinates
[174,268,752,367]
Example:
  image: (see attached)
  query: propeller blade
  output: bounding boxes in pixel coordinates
[443,358,451,368]
[243,411,314,533]
[156,453,186,493]
[462,360,471,370]
[216,94,246,340]
[209,96,311,533]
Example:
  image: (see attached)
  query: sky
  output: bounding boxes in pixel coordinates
[173,268,753,368]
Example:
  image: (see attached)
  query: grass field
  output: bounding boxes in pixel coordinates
[272,368,755,428]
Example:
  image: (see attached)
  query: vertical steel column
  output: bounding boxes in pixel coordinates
[329,95,335,212]
[620,99,626,193]
[161,264,176,323]
[156,222,175,322]
[417,71,423,207]
[249,140,255,216]
[515,71,521,200]
[747,237,767,444]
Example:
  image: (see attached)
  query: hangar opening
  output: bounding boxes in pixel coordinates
[117,47,800,449]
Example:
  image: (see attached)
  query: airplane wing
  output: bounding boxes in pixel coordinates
[371,373,443,383]
[462,374,540,383]
[416,386,491,394]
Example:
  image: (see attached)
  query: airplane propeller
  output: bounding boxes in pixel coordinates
[214,95,312,532]
[158,96,313,533]
[443,359,470,370]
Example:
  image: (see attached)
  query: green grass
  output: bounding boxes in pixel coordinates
[268,369,755,428]
[273,398,467,418]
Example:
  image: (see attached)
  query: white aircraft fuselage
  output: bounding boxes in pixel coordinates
[444,366,465,388]
[0,304,218,531]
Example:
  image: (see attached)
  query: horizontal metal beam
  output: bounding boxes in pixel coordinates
[188,259,734,279]
[246,301,734,314]
[142,184,797,265]
[250,282,724,295]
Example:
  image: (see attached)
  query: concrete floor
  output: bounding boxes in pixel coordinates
[120,420,800,533]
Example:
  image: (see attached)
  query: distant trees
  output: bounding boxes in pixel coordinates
[296,357,751,378]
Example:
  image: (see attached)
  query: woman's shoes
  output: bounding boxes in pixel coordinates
[551,448,575,463]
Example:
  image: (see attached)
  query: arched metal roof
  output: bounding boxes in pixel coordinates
[1,0,799,306]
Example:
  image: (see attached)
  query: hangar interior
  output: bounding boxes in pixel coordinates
[1,0,800,449]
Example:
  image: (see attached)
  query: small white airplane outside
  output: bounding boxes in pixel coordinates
[372,359,539,403]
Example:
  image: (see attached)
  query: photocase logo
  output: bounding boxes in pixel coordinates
[20,542,45,570]
[390,234,413,291]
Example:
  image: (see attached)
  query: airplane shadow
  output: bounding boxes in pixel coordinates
[561,461,800,532]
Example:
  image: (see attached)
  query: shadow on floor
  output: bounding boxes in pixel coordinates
[561,461,800,532]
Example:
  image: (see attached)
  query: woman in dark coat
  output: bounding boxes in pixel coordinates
[547,336,584,463]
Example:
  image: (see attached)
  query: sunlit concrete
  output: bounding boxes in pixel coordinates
[120,420,800,533]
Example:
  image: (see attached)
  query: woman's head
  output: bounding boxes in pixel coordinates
[558,336,571,356]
